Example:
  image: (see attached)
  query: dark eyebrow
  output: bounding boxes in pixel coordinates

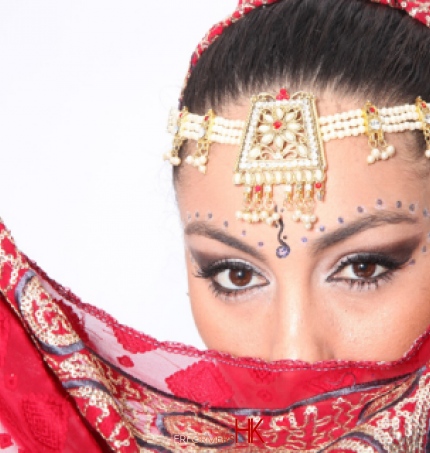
[312,212,419,254]
[185,222,267,262]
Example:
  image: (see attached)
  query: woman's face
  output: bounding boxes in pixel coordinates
[176,93,430,363]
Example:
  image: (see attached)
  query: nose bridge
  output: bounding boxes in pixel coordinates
[270,279,330,363]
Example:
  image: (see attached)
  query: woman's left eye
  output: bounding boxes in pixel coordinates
[332,262,386,280]
[327,253,408,290]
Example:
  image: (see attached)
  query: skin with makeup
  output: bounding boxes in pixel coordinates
[171,0,430,365]
[176,95,430,364]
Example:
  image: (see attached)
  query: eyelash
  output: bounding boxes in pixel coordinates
[194,252,411,300]
[195,259,267,300]
[327,253,409,291]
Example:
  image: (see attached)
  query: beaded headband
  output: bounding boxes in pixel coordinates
[168,0,430,229]
[166,90,430,229]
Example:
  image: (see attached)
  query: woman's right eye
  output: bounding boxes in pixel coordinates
[213,267,267,291]
[195,260,269,296]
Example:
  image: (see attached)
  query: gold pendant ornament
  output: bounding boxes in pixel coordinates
[166,90,430,230]
[233,90,326,230]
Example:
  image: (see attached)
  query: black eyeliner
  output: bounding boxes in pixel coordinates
[195,259,257,280]
[328,252,411,281]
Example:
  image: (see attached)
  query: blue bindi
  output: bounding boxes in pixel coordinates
[276,245,291,259]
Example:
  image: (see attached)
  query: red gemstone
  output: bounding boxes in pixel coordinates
[315,182,323,189]
[276,88,290,101]
[423,102,427,109]
[204,115,209,121]
[273,120,283,129]
[255,185,263,193]
[369,107,376,114]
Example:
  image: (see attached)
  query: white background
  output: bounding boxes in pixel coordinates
[0,1,237,347]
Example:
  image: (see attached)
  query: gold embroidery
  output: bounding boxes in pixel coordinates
[20,277,80,347]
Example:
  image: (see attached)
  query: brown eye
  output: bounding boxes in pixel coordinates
[352,263,377,279]
[330,256,393,287]
[210,262,269,292]
[229,269,253,287]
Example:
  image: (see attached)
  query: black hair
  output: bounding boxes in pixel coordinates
[177,0,430,171]
[183,0,430,109]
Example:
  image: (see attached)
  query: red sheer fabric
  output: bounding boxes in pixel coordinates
[0,0,428,449]
[1,221,430,451]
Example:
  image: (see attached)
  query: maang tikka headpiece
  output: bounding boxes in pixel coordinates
[165,0,430,230]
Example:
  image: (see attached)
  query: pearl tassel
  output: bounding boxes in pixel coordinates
[236,210,281,225]
[366,145,396,165]
[185,155,208,173]
[292,210,317,230]
[183,109,215,174]
[163,149,182,167]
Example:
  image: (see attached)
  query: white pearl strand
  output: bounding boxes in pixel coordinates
[319,105,422,141]
[180,114,244,145]
[319,109,366,141]
[168,101,428,163]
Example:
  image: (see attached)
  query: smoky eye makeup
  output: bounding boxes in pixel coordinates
[325,236,421,291]
[189,250,270,299]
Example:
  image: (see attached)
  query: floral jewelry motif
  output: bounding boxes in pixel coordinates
[234,91,326,230]
[167,91,430,230]
[416,97,430,157]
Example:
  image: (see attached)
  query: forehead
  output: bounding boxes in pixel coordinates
[176,94,428,242]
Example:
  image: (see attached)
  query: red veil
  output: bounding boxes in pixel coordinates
[1,219,430,453]
[0,0,430,453]
[1,2,430,449]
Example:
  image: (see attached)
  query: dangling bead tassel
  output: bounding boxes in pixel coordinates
[291,183,304,224]
[236,186,253,223]
[283,184,294,211]
[263,185,280,225]
[301,184,317,230]
[251,185,264,223]
[165,107,188,166]
[315,181,325,202]
[416,98,430,159]
[235,184,280,225]
[363,102,395,164]
[185,109,215,173]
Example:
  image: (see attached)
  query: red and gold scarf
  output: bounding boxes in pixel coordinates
[1,220,430,452]
[1,2,430,451]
